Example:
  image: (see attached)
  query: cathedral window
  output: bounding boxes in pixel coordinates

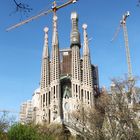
[87,91,89,100]
[49,109,50,123]
[73,84,75,92]
[81,89,83,97]
[46,93,47,106]
[43,94,45,107]
[43,94,45,102]
[90,92,92,103]
[56,85,58,98]
[79,86,80,99]
[41,95,42,108]
[54,86,55,98]
[49,92,50,105]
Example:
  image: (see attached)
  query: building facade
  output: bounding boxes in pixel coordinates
[35,12,99,124]
[19,100,33,124]
[32,88,41,124]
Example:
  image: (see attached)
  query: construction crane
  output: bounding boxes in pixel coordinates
[112,11,133,81]
[112,11,138,105]
[0,109,18,114]
[6,0,78,31]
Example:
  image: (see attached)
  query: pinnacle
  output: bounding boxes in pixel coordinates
[71,12,78,19]
[82,24,87,30]
[44,27,49,33]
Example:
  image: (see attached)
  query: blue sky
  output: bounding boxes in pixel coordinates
[0,0,140,116]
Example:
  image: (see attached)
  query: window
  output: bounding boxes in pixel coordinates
[43,94,45,107]
[49,109,51,123]
[49,92,50,105]
[81,89,83,98]
[56,85,58,98]
[46,93,47,106]
[43,94,45,102]
[54,86,55,98]
[87,91,89,100]
[76,85,78,93]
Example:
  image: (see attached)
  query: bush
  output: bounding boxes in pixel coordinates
[8,123,41,140]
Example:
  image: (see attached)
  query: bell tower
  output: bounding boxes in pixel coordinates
[50,13,61,122]
[70,12,81,108]
[82,24,94,105]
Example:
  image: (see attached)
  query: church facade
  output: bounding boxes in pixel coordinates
[35,12,99,124]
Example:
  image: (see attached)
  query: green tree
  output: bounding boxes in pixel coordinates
[37,123,72,140]
[8,123,41,140]
[0,111,15,140]
[7,123,72,140]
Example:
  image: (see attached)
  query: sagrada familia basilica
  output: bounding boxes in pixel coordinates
[20,11,99,125]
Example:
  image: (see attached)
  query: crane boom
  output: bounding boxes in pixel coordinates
[6,9,52,31]
[111,25,121,42]
[6,0,78,31]
[0,109,18,113]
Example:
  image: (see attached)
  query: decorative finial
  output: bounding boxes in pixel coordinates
[52,13,58,45]
[43,27,49,58]
[44,27,49,33]
[82,24,87,30]
[70,12,80,47]
[44,27,49,40]
[71,12,78,19]
[83,23,89,55]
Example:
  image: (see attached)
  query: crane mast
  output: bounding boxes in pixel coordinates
[121,12,137,105]
[122,23,132,80]
[120,11,133,81]
[112,11,137,105]
[0,109,18,113]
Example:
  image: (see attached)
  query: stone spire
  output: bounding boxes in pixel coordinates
[71,12,81,102]
[70,12,80,47]
[50,13,61,122]
[82,24,94,105]
[40,27,50,90]
[83,24,89,56]
[52,14,59,46]
[71,12,81,81]
[43,27,49,57]
[82,24,93,87]
[51,14,60,82]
